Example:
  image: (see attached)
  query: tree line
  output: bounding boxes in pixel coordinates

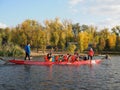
[0,18,120,56]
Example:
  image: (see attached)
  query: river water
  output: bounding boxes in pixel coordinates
[0,56,120,90]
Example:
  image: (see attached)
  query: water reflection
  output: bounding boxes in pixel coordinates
[48,65,53,80]
[23,65,31,90]
[24,65,31,72]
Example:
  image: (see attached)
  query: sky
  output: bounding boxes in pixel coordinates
[0,0,120,30]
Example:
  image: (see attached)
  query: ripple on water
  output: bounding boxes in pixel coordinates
[0,56,120,90]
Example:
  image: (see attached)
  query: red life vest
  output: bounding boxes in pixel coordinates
[63,55,68,62]
[55,56,59,62]
[71,55,76,62]
[44,56,49,62]
[88,49,94,56]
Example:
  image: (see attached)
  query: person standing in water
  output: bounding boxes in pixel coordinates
[88,48,94,60]
[24,43,31,60]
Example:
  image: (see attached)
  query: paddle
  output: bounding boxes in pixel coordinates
[0,57,9,64]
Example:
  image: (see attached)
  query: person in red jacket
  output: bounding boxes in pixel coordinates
[88,48,94,60]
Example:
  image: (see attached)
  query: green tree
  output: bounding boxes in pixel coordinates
[4,27,12,43]
[72,23,80,41]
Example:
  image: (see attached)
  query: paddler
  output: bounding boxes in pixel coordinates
[24,43,31,60]
[47,53,52,62]
[88,48,94,60]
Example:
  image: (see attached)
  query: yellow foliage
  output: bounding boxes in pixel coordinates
[78,32,89,52]
[108,33,116,49]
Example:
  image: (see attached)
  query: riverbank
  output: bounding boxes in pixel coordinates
[100,51,120,55]
[30,50,120,57]
[30,51,69,56]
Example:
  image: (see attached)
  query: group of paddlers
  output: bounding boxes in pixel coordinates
[44,48,111,62]
[44,48,94,62]
[23,43,111,62]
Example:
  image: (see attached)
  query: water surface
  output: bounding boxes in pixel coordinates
[0,56,120,90]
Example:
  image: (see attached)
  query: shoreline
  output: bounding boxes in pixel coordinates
[0,51,119,58]
[31,51,120,57]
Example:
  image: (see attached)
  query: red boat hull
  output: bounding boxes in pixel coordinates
[9,60,102,65]
[9,60,53,65]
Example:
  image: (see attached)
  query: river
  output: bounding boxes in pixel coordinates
[0,56,120,90]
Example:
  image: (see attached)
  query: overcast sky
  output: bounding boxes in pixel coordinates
[0,0,120,30]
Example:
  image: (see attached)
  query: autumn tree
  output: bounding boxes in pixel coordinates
[58,31,66,50]
[2,18,120,55]
[61,19,74,48]
[44,18,62,48]
[112,26,120,50]
[72,23,80,41]
[108,33,116,50]
[67,44,76,54]
[77,31,89,52]
[98,37,106,51]
[4,27,12,43]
